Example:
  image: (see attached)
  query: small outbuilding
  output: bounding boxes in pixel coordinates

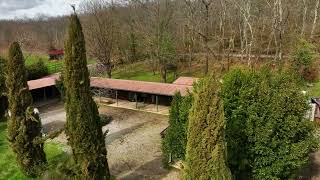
[48,49,64,60]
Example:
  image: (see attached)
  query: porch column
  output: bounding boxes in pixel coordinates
[116,90,118,106]
[156,95,159,112]
[135,93,138,109]
[43,88,47,101]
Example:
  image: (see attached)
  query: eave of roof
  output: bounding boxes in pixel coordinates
[27,74,60,90]
[27,74,194,96]
[173,76,198,86]
[91,77,192,96]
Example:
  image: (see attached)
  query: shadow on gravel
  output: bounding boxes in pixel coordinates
[105,123,145,145]
[43,120,65,134]
[120,156,170,180]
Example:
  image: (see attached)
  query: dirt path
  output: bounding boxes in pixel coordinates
[39,102,180,180]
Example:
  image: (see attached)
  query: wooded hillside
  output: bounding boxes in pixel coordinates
[1,0,319,65]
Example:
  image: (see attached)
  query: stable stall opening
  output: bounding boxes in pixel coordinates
[30,86,60,103]
[91,87,172,112]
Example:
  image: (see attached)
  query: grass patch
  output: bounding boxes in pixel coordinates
[308,81,320,97]
[0,122,68,180]
[25,53,96,74]
[112,62,182,83]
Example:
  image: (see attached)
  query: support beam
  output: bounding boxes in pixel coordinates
[156,95,159,112]
[116,90,118,106]
[43,88,47,101]
[135,93,138,109]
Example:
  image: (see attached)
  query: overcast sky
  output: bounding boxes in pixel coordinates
[0,0,85,20]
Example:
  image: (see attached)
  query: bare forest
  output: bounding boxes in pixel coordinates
[2,1,320,179]
[1,0,320,73]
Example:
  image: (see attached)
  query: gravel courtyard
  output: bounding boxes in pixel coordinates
[39,102,180,180]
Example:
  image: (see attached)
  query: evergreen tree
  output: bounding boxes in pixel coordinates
[184,76,232,180]
[5,42,46,177]
[291,39,318,82]
[0,56,5,94]
[0,56,6,120]
[64,14,110,179]
[162,92,192,164]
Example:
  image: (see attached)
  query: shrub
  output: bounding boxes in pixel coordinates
[291,39,318,82]
[162,92,192,166]
[27,58,49,80]
[221,68,318,179]
[100,114,113,126]
[55,75,64,99]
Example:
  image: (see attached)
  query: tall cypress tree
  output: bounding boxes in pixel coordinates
[64,14,110,179]
[162,92,192,164]
[5,42,46,177]
[184,76,232,180]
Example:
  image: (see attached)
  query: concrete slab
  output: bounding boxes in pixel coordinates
[95,97,169,115]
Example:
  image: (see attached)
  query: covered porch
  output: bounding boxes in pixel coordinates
[95,96,169,115]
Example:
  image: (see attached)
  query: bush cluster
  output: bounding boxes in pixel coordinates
[26,58,49,80]
[100,114,113,126]
[291,39,319,82]
[221,68,318,179]
[167,68,318,179]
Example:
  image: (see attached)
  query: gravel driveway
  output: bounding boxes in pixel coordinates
[39,102,180,180]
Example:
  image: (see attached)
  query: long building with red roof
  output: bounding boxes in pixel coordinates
[27,74,197,106]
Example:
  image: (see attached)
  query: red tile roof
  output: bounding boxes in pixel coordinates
[48,49,64,56]
[27,74,194,96]
[28,74,60,90]
[173,77,198,86]
[91,77,193,96]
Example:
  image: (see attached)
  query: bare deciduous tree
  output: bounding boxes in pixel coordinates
[82,0,116,78]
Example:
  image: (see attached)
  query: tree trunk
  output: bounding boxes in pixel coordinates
[311,0,320,39]
[204,3,209,75]
[301,0,307,36]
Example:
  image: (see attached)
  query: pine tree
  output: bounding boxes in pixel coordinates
[64,14,110,179]
[5,42,46,177]
[184,76,232,180]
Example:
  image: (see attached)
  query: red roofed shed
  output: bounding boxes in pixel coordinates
[48,49,64,60]
[91,77,192,96]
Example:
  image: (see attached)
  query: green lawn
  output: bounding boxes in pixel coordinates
[25,53,96,74]
[24,55,200,82]
[0,122,68,180]
[111,61,202,83]
[308,81,320,97]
